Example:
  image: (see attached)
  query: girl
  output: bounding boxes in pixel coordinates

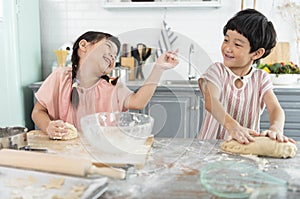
[198,9,295,144]
[32,31,178,139]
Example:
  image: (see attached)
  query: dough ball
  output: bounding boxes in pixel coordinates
[62,122,78,140]
[221,136,297,158]
[52,122,78,140]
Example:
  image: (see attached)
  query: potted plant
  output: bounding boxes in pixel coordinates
[257,62,300,85]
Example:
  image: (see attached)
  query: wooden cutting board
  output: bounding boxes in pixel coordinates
[260,42,290,64]
[26,130,153,169]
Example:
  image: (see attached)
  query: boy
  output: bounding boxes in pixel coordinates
[198,9,294,144]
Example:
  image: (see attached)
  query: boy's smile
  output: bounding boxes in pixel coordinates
[221,30,255,76]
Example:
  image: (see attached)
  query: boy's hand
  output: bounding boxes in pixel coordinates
[260,130,296,144]
[227,125,259,144]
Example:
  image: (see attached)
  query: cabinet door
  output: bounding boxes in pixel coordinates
[260,89,300,141]
[194,93,204,138]
[142,86,200,138]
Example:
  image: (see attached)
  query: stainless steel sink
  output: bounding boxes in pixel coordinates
[163,80,198,85]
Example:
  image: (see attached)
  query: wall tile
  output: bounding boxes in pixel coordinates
[39,0,296,79]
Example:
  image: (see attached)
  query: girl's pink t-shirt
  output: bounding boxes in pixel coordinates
[35,67,133,130]
[199,62,273,140]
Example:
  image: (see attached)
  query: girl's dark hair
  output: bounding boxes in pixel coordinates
[223,9,277,63]
[70,31,121,109]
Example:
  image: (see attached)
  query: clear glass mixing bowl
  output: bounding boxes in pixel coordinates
[80,112,154,154]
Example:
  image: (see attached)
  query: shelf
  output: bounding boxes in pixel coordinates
[102,0,222,8]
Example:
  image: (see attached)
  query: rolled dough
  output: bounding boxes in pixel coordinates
[51,122,78,140]
[43,177,65,189]
[221,136,297,158]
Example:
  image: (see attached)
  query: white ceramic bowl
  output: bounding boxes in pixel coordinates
[80,112,154,154]
[269,74,300,85]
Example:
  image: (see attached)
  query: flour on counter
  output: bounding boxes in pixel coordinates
[240,154,269,171]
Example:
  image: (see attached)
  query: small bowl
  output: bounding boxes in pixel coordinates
[80,112,154,154]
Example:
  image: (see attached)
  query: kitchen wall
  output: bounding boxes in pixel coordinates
[39,0,297,80]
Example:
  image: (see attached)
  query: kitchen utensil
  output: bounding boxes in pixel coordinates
[20,145,48,152]
[200,160,287,198]
[120,57,135,81]
[54,49,69,67]
[80,112,154,154]
[110,66,129,83]
[132,43,152,80]
[26,130,154,169]
[59,41,73,66]
[0,149,126,179]
[121,43,131,57]
[0,126,28,149]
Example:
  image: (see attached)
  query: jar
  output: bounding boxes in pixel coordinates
[110,67,129,83]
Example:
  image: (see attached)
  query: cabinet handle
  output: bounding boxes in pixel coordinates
[191,106,200,110]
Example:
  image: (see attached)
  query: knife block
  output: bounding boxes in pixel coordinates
[121,57,135,81]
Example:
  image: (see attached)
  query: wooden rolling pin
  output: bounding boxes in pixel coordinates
[0,149,126,179]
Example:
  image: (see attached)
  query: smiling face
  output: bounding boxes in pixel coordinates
[221,30,256,73]
[79,38,118,77]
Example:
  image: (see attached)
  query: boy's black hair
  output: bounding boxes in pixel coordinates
[223,9,277,62]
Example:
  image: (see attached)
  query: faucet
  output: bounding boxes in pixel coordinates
[188,43,195,80]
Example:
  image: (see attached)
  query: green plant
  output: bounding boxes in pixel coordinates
[258,62,300,75]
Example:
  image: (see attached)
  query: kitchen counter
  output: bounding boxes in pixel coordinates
[29,80,300,97]
[21,131,300,198]
[28,80,201,92]
[29,79,300,90]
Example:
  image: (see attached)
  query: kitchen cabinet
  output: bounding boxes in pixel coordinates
[102,0,221,8]
[260,88,300,141]
[29,82,300,140]
[128,85,203,138]
[29,82,203,138]
[129,85,300,140]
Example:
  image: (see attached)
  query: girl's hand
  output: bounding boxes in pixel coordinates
[155,49,179,70]
[46,120,68,139]
[260,130,296,144]
[227,125,259,144]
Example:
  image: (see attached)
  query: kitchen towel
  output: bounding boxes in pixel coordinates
[156,20,178,58]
